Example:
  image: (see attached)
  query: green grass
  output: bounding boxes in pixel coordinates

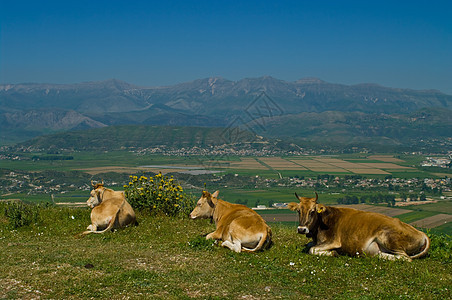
[396,211,439,224]
[0,207,451,299]
[430,222,452,235]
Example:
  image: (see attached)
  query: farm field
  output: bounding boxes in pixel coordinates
[1,151,447,178]
[1,152,451,234]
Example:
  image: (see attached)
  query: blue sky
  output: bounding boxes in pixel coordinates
[1,0,451,94]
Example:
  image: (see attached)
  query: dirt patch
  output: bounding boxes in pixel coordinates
[78,166,192,175]
[259,157,307,170]
[346,168,391,174]
[334,204,412,217]
[395,200,438,207]
[358,163,413,169]
[410,214,452,229]
[368,155,405,163]
[228,158,269,170]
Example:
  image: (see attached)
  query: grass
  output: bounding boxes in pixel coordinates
[1,206,451,299]
[396,211,439,224]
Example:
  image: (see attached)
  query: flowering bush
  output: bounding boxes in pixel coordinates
[124,173,195,217]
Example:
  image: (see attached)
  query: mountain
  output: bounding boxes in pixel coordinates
[1,77,451,147]
[0,108,106,144]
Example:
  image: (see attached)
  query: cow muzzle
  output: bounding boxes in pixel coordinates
[297,226,309,234]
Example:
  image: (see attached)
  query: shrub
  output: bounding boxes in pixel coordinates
[427,231,452,260]
[3,201,42,229]
[124,173,195,217]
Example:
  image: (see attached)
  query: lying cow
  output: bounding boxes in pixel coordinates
[190,190,272,253]
[288,192,430,261]
[82,182,137,235]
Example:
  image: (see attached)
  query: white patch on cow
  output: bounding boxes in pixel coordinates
[363,238,381,256]
[377,252,411,261]
[222,240,242,253]
[298,226,309,234]
[309,247,335,256]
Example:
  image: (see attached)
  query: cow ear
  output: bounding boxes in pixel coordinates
[207,196,215,208]
[316,204,326,214]
[288,202,299,211]
[211,190,219,198]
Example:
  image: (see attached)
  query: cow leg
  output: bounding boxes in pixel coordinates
[87,224,97,231]
[221,240,242,253]
[206,231,222,240]
[309,242,340,256]
[367,238,412,261]
[377,251,411,261]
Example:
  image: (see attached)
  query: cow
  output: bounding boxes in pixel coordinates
[82,181,137,235]
[189,190,272,253]
[288,192,430,261]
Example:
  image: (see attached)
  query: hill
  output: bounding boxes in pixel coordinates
[16,125,265,151]
[248,107,452,151]
[0,208,451,299]
[1,77,452,146]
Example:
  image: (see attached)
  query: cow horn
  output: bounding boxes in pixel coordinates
[314,192,318,202]
[91,180,95,187]
[294,192,300,200]
[101,179,104,186]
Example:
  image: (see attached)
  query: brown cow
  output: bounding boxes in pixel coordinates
[82,182,137,235]
[190,190,272,253]
[288,192,430,261]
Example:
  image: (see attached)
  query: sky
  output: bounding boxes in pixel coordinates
[1,0,451,94]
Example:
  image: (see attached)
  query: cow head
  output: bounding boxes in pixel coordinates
[189,190,219,219]
[86,181,105,209]
[288,192,323,236]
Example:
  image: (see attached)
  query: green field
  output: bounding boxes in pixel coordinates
[1,152,451,235]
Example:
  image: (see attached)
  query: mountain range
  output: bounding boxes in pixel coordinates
[1,76,451,149]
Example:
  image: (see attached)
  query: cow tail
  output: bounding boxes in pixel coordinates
[410,233,430,259]
[242,227,272,252]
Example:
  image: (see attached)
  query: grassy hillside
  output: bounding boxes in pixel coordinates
[1,206,451,299]
[17,125,261,151]
[250,108,452,151]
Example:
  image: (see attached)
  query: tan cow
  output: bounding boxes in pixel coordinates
[82,182,137,235]
[190,190,272,253]
[288,192,430,261]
